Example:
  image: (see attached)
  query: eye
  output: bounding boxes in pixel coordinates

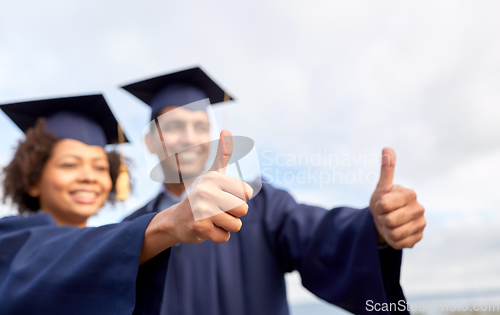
[195,123,209,132]
[95,165,109,172]
[61,163,77,169]
[161,121,184,132]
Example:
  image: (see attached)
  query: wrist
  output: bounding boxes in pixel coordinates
[155,203,182,246]
[374,222,386,245]
[139,203,182,264]
[376,233,386,245]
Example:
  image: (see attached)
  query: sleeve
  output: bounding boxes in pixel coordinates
[0,213,170,315]
[260,184,408,315]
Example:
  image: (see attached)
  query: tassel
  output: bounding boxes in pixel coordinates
[115,124,130,201]
[115,163,130,201]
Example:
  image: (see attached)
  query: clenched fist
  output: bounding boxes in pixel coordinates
[369,148,426,250]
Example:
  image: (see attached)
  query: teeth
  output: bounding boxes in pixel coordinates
[74,191,97,198]
[179,152,198,159]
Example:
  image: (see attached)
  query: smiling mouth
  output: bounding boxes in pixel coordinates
[178,151,198,159]
[177,151,205,163]
[70,190,99,204]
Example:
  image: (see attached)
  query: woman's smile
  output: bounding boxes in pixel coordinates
[69,189,100,204]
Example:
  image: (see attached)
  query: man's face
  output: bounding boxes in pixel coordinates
[147,106,211,180]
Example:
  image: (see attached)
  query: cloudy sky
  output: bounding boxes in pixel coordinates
[1,0,500,312]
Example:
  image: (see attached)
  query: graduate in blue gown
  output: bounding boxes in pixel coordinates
[0,94,250,315]
[121,67,426,315]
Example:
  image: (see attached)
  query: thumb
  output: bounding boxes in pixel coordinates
[377,147,396,191]
[209,130,233,174]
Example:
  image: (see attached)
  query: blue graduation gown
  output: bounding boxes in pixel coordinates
[0,212,170,315]
[125,183,408,315]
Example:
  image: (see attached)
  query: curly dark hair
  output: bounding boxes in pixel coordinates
[2,118,124,215]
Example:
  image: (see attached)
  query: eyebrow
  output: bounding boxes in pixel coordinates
[57,154,107,161]
[160,119,184,124]
[160,119,209,124]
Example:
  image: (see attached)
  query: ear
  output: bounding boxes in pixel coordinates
[28,185,40,198]
[145,133,156,154]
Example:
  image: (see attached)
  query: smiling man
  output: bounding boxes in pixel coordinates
[123,67,426,315]
[144,100,212,197]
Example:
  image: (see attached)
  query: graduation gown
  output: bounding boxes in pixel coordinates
[0,212,170,315]
[126,183,408,315]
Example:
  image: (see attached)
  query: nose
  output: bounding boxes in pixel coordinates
[180,124,197,146]
[77,164,97,183]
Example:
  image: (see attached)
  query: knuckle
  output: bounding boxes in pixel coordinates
[410,189,417,200]
[245,184,254,199]
[196,186,213,200]
[407,189,417,200]
[416,204,425,216]
[421,218,427,230]
[204,171,218,181]
[195,175,208,186]
[417,232,424,242]
[199,172,219,185]
[240,203,249,216]
[388,229,400,241]
[385,215,396,228]
[230,203,248,218]
[378,197,391,212]
[233,219,243,232]
[195,205,210,217]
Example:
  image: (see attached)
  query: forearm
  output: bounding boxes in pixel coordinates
[139,205,180,264]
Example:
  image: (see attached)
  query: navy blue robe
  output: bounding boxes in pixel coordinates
[125,183,408,315]
[0,212,170,315]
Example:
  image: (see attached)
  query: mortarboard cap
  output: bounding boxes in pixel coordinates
[0,94,128,147]
[121,67,234,118]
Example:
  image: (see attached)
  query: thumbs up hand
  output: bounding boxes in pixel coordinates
[139,130,254,263]
[160,130,253,245]
[369,148,426,249]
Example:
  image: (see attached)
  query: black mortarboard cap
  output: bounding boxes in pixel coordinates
[121,67,234,117]
[0,94,128,147]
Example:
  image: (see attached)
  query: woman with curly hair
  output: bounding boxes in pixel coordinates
[2,117,123,225]
[0,95,251,315]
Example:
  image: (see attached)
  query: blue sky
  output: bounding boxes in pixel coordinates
[1,0,500,309]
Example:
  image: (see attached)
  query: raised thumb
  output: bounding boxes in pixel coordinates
[209,130,233,174]
[377,147,396,191]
